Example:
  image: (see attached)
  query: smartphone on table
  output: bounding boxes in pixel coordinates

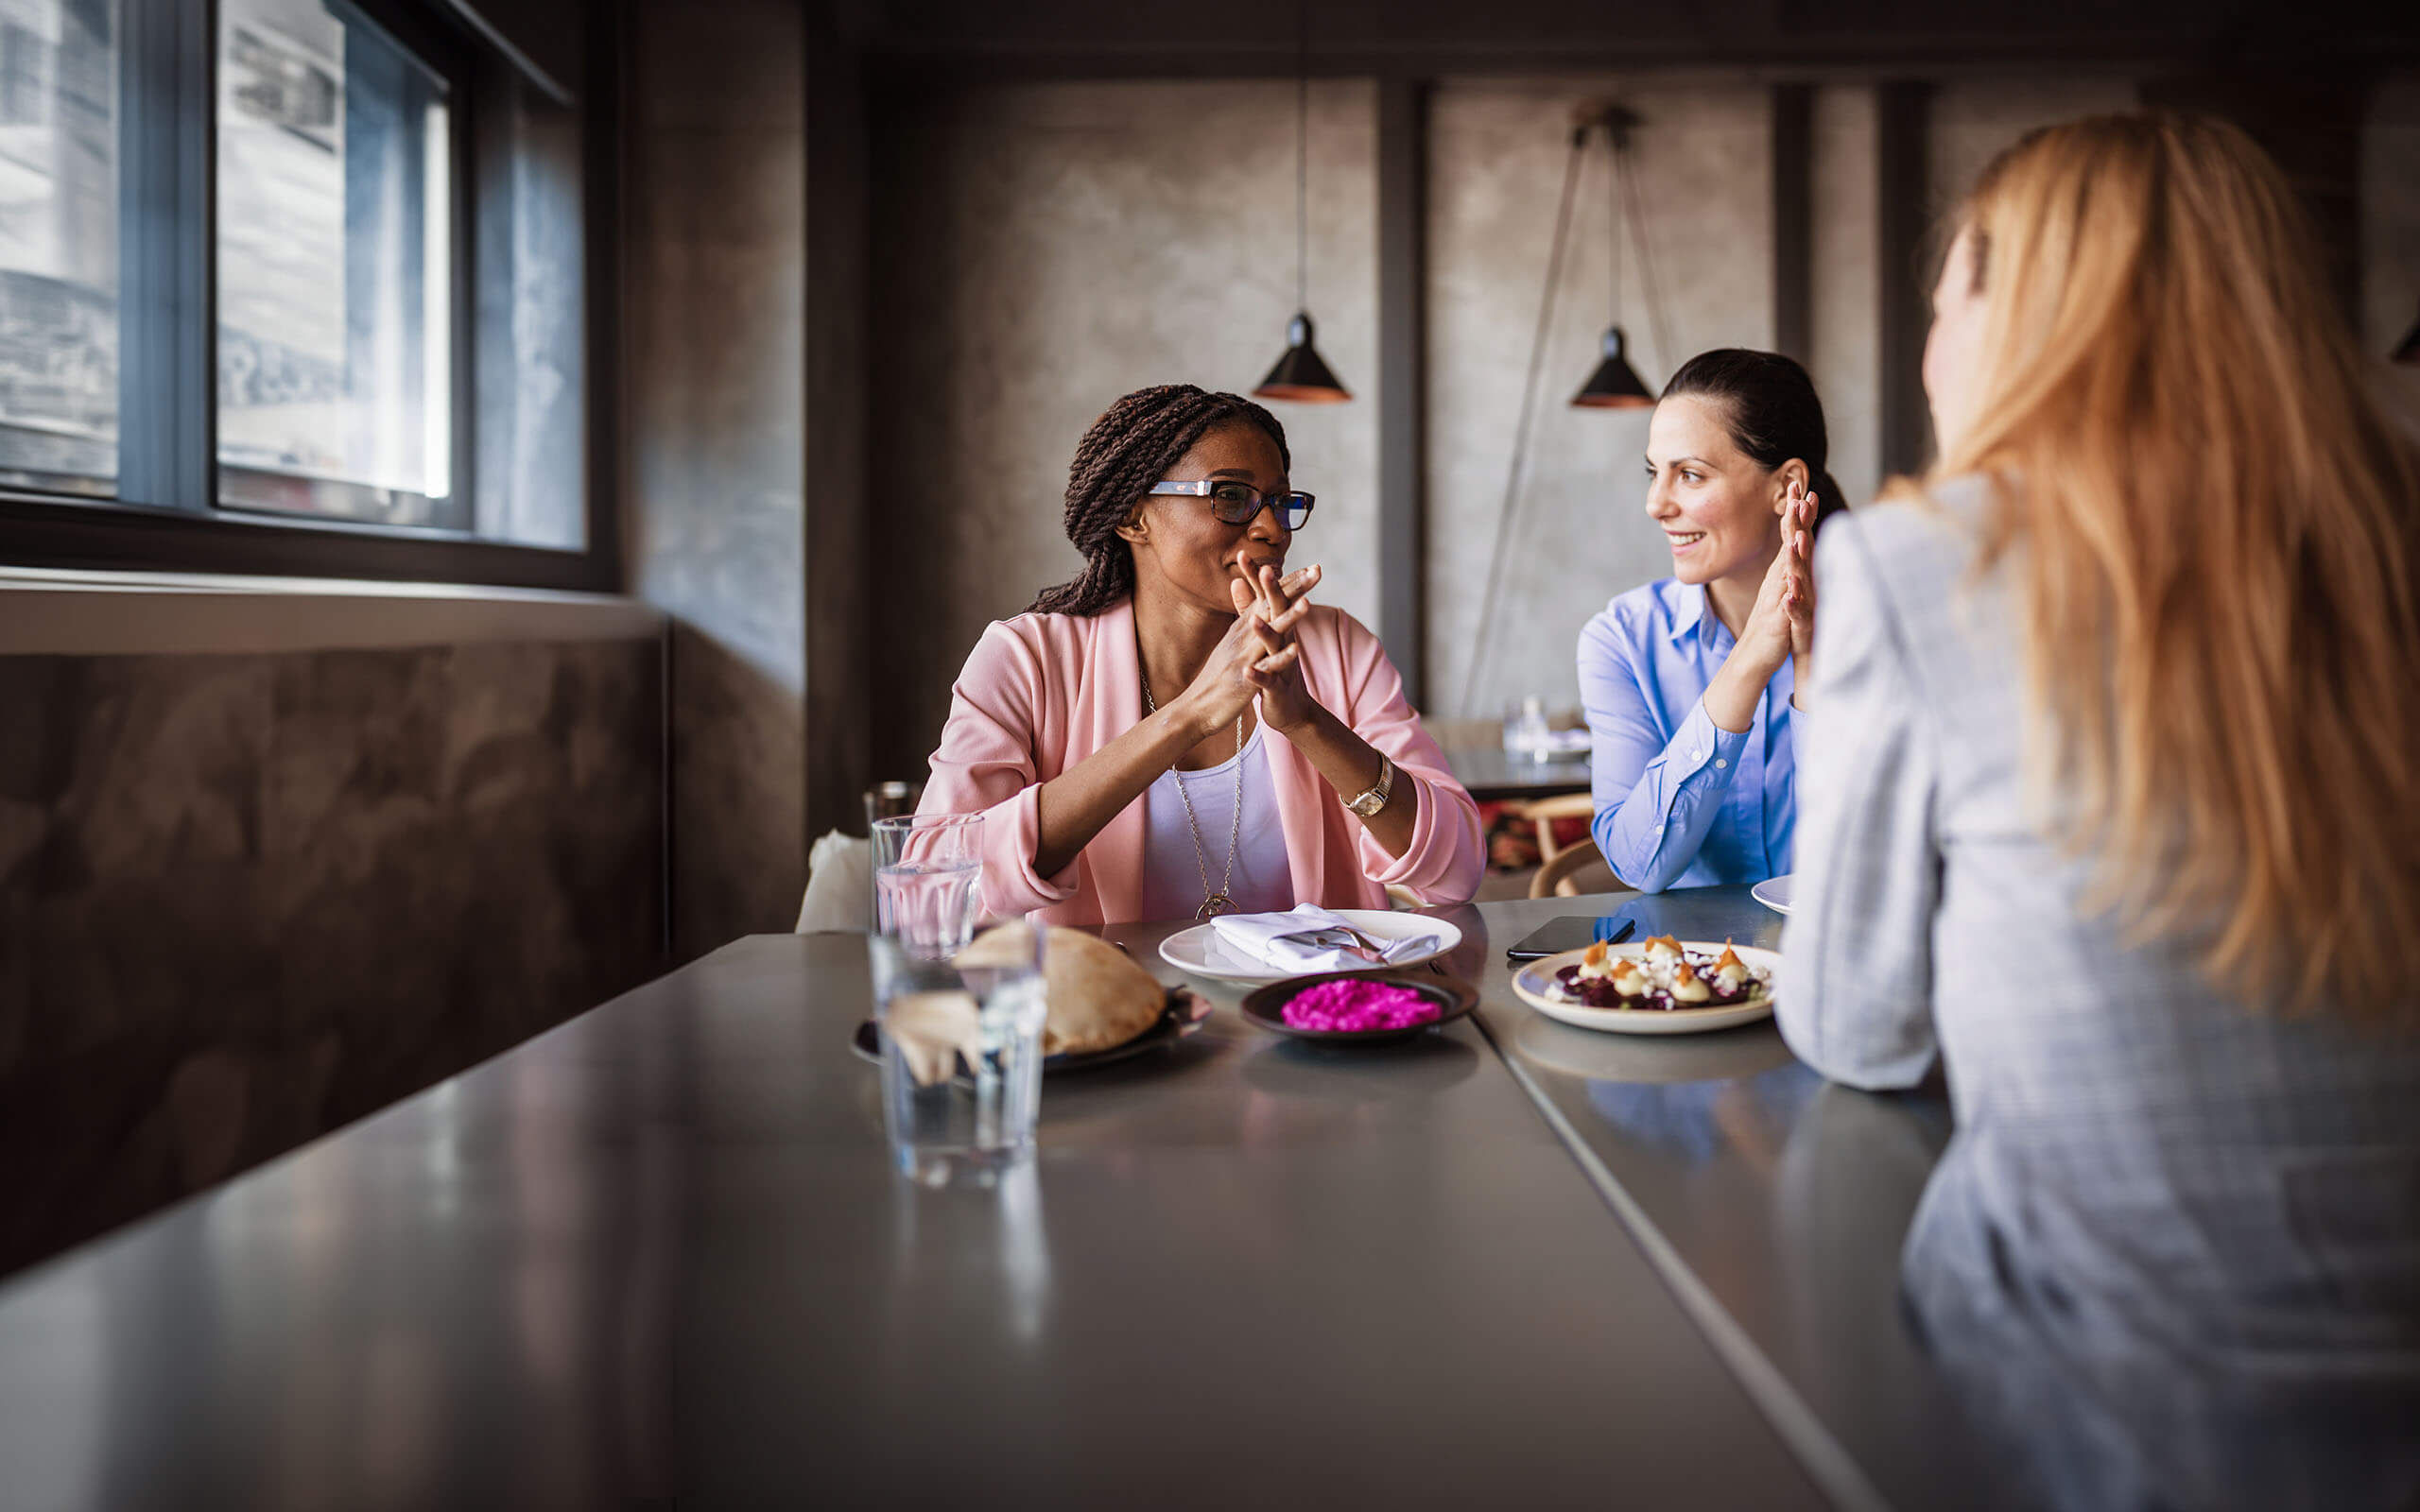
[1504,912,1638,961]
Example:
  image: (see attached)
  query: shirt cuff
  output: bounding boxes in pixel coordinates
[1678,696,1753,781]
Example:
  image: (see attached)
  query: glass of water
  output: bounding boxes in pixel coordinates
[872,812,984,958]
[870,916,1049,1187]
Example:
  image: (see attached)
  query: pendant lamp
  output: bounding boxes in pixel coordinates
[1570,106,1661,409]
[1461,102,1676,713]
[1253,3,1350,404]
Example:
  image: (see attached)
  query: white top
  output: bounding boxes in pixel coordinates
[1139,719,1296,923]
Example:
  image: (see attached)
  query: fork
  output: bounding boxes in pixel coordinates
[1290,926,1389,964]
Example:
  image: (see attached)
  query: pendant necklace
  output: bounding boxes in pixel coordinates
[1141,662,1244,920]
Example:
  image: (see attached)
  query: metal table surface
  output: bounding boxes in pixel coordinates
[0,912,1830,1510]
[1436,743,1593,802]
[1468,887,2019,1512]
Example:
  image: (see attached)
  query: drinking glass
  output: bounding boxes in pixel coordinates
[870,917,1048,1186]
[1502,695,1550,761]
[872,812,983,959]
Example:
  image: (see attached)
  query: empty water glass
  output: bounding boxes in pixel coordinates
[870,918,1048,1186]
[872,812,984,958]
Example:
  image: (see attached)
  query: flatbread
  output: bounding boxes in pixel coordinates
[957,924,1167,1055]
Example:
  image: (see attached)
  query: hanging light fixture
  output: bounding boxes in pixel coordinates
[1253,0,1351,404]
[1461,101,1676,713]
[1570,105,1663,409]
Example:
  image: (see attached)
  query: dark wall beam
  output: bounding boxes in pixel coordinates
[1771,81,1812,364]
[1876,79,1933,481]
[1376,76,1428,709]
[804,6,873,842]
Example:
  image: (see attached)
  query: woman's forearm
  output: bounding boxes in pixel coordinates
[1031,702,1213,878]
[1282,704,1419,859]
[1703,643,1785,734]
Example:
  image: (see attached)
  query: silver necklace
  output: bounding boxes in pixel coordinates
[1141,668,1244,920]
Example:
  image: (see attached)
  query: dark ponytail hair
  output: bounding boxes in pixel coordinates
[1659,349,1848,532]
[1028,384,1293,617]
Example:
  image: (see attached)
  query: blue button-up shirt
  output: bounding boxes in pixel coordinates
[1576,578,1795,892]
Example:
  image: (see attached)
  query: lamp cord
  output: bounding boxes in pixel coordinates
[1620,130,1675,374]
[1294,0,1308,312]
[1459,126,1586,716]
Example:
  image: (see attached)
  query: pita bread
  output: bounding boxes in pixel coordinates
[957,924,1167,1055]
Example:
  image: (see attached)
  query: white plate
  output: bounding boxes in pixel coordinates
[1751,875,1794,915]
[1157,910,1463,986]
[1509,941,1781,1036]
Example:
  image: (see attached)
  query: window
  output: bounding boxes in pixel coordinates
[0,0,116,498]
[217,0,459,528]
[0,0,601,588]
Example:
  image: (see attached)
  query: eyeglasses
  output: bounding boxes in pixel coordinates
[1149,478,1315,531]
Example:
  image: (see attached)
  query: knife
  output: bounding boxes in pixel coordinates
[1606,920,1637,946]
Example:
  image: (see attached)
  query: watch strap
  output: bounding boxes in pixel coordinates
[1346,753,1394,817]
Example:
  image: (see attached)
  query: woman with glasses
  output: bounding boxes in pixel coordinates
[918,384,1482,926]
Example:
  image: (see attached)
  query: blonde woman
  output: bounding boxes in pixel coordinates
[1780,114,2420,1503]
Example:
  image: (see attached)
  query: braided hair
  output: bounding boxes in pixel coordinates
[1028,385,1292,617]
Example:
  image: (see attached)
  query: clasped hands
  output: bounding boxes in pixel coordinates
[1169,563,1325,737]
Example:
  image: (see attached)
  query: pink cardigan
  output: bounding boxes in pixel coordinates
[918,598,1485,925]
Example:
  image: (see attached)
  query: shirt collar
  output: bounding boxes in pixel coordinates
[1659,578,1712,644]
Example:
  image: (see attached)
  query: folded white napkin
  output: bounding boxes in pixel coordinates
[1208,906,1441,973]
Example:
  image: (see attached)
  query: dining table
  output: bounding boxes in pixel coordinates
[0,886,2015,1510]
[1435,741,1593,802]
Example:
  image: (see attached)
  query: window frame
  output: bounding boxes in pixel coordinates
[0,0,616,593]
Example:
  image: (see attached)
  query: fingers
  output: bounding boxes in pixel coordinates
[1278,562,1323,599]
[1249,643,1302,680]
[1229,575,1258,619]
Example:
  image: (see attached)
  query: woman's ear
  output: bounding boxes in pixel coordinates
[1114,507,1149,548]
[1774,459,1809,512]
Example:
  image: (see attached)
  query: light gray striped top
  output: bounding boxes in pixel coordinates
[1779,477,2420,1509]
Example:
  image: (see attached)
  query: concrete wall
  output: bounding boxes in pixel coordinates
[2365,74,2420,426]
[1425,77,1772,720]
[624,0,811,956]
[866,78,1380,777]
[0,589,664,1278]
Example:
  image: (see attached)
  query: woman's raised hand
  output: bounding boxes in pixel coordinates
[1171,563,1321,733]
[1782,485,1817,683]
[1235,563,1323,731]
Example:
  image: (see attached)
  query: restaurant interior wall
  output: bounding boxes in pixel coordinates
[0,595,665,1279]
[2366,75,2420,424]
[0,0,666,1280]
[1423,77,1774,722]
[621,0,817,960]
[865,77,1381,780]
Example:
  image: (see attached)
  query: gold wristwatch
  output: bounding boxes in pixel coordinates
[1345,753,1395,817]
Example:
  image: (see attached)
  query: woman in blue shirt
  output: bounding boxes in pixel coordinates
[1578,350,1843,891]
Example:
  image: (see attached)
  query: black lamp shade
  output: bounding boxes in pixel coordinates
[2396,307,2420,366]
[1253,312,1352,404]
[1571,325,1654,409]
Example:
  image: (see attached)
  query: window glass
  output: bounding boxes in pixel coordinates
[0,0,117,497]
[216,0,458,528]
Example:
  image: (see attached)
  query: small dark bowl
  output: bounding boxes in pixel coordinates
[1238,971,1478,1045]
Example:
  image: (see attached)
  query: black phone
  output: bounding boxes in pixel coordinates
[1505,913,1638,961]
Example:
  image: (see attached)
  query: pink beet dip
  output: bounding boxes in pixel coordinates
[1280,978,1441,1033]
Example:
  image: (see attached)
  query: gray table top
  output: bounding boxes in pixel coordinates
[1468,887,2020,1512]
[0,907,1832,1509]
[1436,743,1593,802]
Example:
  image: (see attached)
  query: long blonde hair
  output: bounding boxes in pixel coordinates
[1931,112,2420,1020]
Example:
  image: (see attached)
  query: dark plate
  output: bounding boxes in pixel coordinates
[851,989,1209,1076]
[1238,971,1478,1045]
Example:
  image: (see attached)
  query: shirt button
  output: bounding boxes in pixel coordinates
[1715,758,1728,769]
